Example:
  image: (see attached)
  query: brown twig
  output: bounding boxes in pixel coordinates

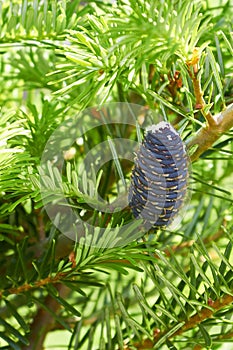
[163,220,226,258]
[0,272,67,299]
[189,104,232,156]
[34,208,46,241]
[171,294,233,337]
[0,251,76,299]
[216,329,233,341]
[132,293,233,349]
[185,49,233,162]
[186,48,217,127]
[187,68,216,127]
[188,103,233,162]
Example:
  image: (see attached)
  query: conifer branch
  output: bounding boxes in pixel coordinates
[186,48,217,127]
[132,293,233,349]
[172,293,233,336]
[188,103,233,162]
[186,48,233,162]
[0,269,72,299]
[0,1,232,349]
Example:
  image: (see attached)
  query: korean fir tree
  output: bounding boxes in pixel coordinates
[0,0,233,349]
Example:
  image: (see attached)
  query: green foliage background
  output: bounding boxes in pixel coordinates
[0,0,232,349]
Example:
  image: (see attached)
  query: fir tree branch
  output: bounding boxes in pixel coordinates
[185,48,233,162]
[131,293,233,349]
[164,220,226,257]
[193,345,204,350]
[188,103,233,162]
[0,220,226,301]
[104,220,226,265]
[0,2,232,348]
[186,48,217,127]
[216,329,233,342]
[157,293,233,339]
[0,270,71,299]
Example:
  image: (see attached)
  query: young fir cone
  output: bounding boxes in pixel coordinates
[128,122,189,229]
